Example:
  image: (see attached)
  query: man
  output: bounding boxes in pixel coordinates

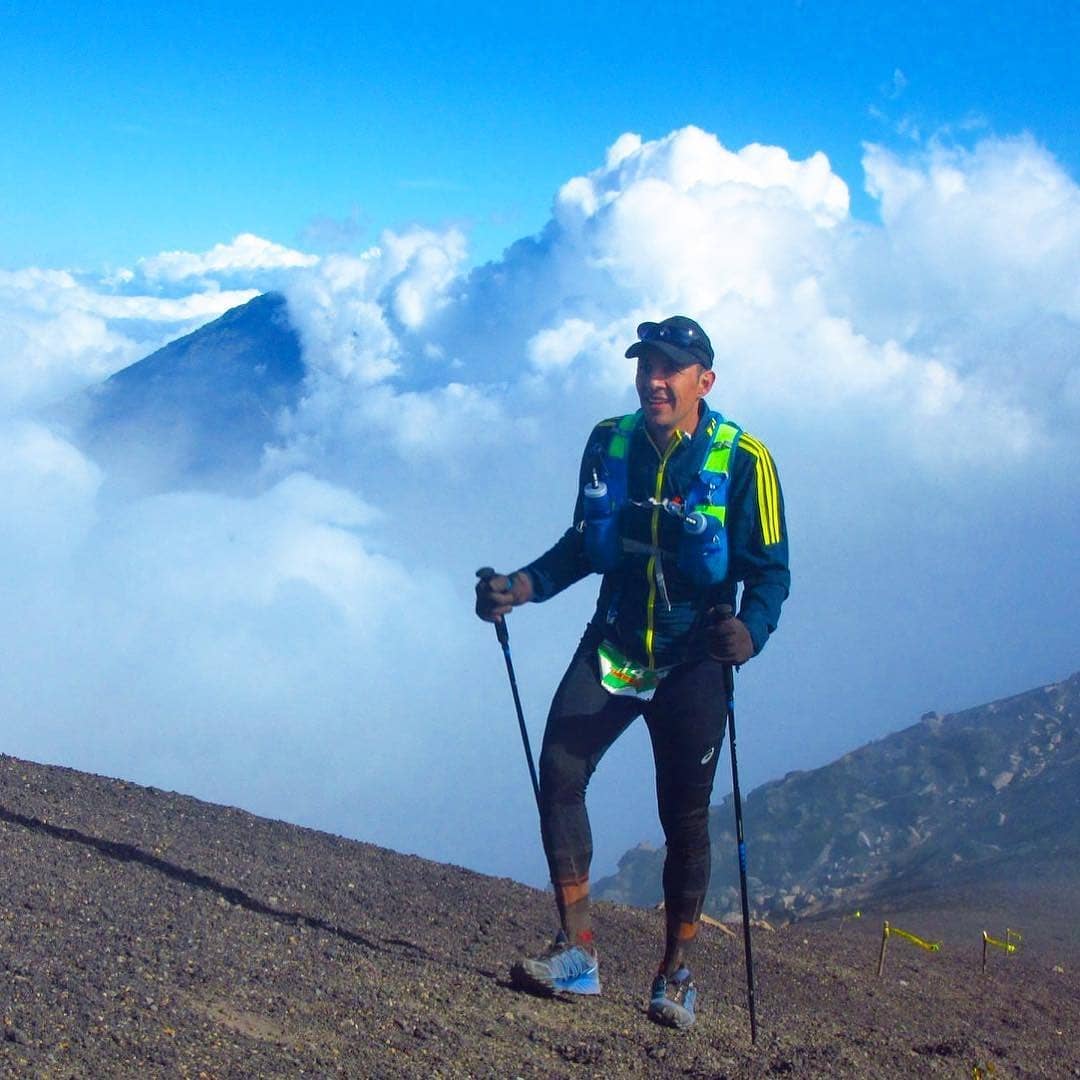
[475,316,789,1029]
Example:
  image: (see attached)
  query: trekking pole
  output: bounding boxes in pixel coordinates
[476,568,542,815]
[716,604,758,1045]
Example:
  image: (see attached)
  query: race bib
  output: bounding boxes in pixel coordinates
[597,639,669,699]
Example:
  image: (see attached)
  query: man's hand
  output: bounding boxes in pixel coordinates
[707,611,755,665]
[475,570,534,622]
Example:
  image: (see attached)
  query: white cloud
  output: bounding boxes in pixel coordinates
[430,126,1076,471]
[862,135,1080,324]
[139,232,319,283]
[0,420,101,564]
[558,126,849,232]
[839,135,1080,437]
[281,225,469,389]
[0,266,257,323]
[86,474,392,626]
[0,450,477,849]
[380,226,468,329]
[527,317,599,372]
[91,289,262,321]
[273,225,484,475]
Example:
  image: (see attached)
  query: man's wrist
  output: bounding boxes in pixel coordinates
[509,569,535,605]
[740,615,765,657]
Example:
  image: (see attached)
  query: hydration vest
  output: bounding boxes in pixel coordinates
[582,410,742,586]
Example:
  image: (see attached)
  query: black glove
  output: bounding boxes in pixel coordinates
[707,609,755,665]
[475,569,533,622]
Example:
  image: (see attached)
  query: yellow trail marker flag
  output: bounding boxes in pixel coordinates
[982,930,1018,972]
[876,920,942,975]
[889,925,942,952]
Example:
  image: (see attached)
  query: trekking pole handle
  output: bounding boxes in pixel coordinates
[712,604,736,699]
[476,567,510,646]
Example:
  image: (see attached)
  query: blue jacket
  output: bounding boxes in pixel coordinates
[521,403,790,669]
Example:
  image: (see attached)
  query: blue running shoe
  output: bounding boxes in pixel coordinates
[647,966,697,1029]
[510,931,601,996]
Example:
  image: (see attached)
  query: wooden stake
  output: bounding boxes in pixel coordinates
[700,913,737,938]
[877,920,890,976]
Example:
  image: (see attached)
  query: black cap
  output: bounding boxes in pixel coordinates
[625,315,714,370]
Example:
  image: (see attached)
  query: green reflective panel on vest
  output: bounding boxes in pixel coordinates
[608,411,640,460]
[693,421,740,518]
[702,421,740,476]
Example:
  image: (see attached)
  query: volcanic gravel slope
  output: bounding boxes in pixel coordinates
[1,754,1078,1079]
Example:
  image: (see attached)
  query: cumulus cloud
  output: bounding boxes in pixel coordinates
[399,125,1075,471]
[861,135,1080,324]
[527,317,602,373]
[273,225,491,473]
[1,124,1078,885]
[139,232,319,283]
[0,419,102,565]
[830,135,1080,449]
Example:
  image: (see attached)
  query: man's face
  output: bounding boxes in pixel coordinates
[635,348,715,434]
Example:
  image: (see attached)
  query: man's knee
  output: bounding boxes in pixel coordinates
[658,786,712,843]
[539,742,589,811]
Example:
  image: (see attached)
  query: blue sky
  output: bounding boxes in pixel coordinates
[3,1,1077,270]
[1,2,1078,886]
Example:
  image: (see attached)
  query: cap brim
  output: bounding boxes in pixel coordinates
[625,339,709,369]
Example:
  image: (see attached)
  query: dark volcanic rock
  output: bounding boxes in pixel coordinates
[2,753,1078,1077]
[596,672,1080,923]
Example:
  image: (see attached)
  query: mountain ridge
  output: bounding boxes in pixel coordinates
[595,671,1080,923]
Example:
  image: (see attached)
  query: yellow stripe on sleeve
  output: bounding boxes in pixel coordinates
[738,434,781,546]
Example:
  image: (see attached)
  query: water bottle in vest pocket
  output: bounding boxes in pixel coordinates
[676,507,729,585]
[675,417,740,585]
[583,472,623,573]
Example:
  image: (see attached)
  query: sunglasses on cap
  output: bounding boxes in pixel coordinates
[638,322,705,351]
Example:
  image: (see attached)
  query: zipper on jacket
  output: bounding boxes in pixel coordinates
[644,431,683,668]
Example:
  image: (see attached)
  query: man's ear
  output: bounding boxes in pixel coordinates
[699,368,716,395]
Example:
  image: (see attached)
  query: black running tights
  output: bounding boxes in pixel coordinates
[537,643,727,926]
